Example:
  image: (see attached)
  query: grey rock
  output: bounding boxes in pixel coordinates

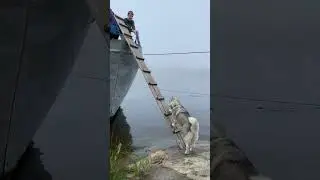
[145,141,210,180]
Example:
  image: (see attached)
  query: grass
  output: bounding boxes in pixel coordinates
[110,142,128,180]
[110,136,152,180]
[127,154,152,178]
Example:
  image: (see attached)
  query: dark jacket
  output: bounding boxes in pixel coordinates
[124,18,135,31]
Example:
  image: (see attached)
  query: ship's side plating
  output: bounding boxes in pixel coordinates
[0,0,91,176]
[110,39,139,117]
[1,2,137,176]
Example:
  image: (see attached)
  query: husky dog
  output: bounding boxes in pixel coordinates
[168,96,199,154]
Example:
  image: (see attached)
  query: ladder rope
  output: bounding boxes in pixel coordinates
[112,14,187,151]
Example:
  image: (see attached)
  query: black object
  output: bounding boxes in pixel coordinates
[0,0,91,177]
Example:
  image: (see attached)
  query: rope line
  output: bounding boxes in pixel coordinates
[144,51,210,56]
[157,88,320,108]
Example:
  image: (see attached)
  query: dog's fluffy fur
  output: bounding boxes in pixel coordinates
[168,97,199,154]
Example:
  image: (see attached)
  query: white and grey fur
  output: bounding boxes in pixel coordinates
[168,96,199,154]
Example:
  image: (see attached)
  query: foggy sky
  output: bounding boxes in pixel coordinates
[111,0,210,69]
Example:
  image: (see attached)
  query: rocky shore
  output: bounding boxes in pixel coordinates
[125,123,273,180]
[141,141,210,180]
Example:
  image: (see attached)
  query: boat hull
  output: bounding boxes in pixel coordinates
[0,0,91,176]
[110,39,139,117]
[0,1,139,175]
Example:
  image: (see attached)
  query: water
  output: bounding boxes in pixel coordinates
[117,59,210,153]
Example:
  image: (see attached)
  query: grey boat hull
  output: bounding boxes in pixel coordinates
[0,0,92,176]
[0,1,137,177]
[110,39,139,117]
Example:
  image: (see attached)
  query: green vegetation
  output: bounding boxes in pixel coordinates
[127,154,152,178]
[110,142,128,180]
[110,136,151,180]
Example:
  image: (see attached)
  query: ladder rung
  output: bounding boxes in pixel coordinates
[130,43,139,49]
[131,48,143,59]
[149,82,157,86]
[150,86,164,101]
[124,33,132,38]
[142,69,151,73]
[115,14,124,21]
[119,23,128,29]
[136,56,144,61]
[139,62,151,73]
[145,73,157,85]
[156,96,165,101]
[152,86,164,100]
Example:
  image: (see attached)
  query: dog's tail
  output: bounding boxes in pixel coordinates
[188,117,199,141]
